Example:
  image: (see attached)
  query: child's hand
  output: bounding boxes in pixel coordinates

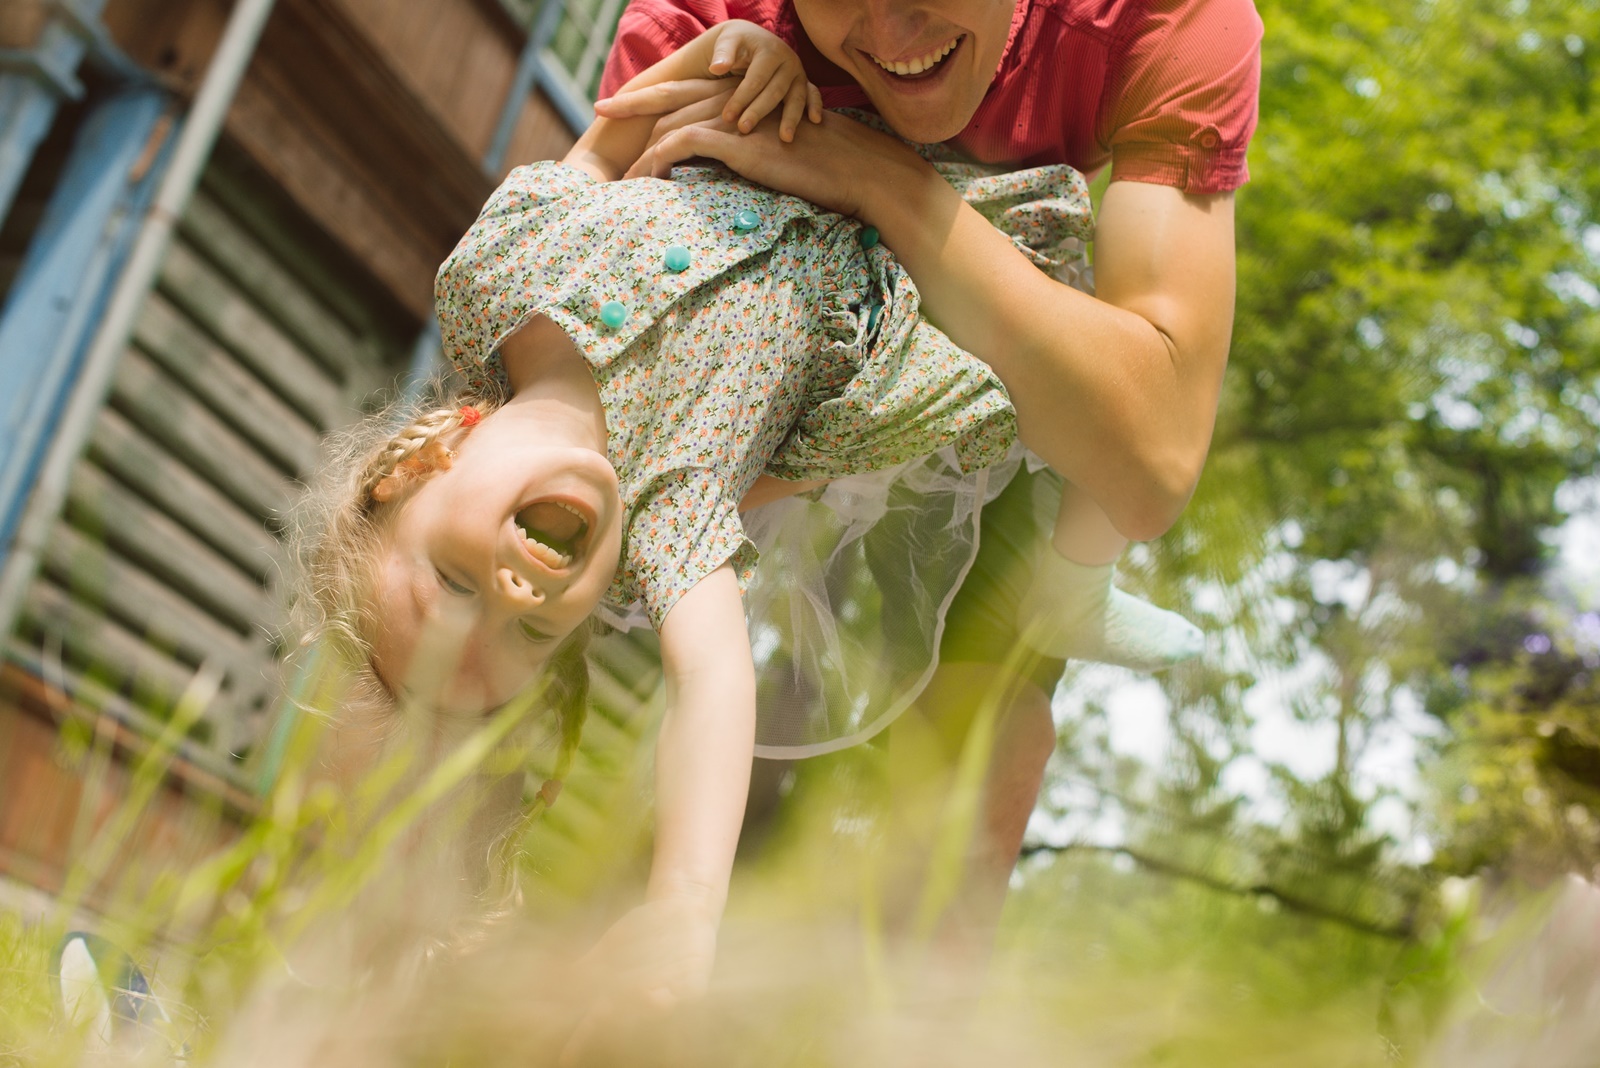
[597,20,823,142]
[707,20,823,140]
[561,896,719,1063]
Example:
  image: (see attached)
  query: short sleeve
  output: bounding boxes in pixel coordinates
[434,162,826,387]
[940,163,1095,272]
[433,162,598,387]
[598,0,726,99]
[615,468,757,628]
[1103,0,1263,194]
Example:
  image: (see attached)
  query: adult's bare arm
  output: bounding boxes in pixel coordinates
[633,114,1237,540]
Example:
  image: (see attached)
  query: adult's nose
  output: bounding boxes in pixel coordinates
[859,0,931,43]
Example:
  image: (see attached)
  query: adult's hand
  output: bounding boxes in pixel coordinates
[623,109,931,222]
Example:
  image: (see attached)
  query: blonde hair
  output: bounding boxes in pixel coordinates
[279,377,591,934]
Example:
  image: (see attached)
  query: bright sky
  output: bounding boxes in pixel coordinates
[1036,475,1600,862]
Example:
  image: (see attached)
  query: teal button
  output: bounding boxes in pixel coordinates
[663,245,692,272]
[859,225,879,249]
[599,301,628,328]
[733,209,761,232]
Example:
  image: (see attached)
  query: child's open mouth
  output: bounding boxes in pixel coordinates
[514,500,589,571]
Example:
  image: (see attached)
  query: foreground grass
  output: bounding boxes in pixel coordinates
[0,675,1590,1067]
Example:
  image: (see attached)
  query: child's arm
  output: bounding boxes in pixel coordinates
[579,562,754,1003]
[565,20,820,182]
[651,560,754,922]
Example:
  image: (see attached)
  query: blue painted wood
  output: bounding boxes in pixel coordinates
[0,84,174,558]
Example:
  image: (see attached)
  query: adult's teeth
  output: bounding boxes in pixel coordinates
[871,37,958,77]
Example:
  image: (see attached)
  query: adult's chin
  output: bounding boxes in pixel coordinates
[864,90,979,146]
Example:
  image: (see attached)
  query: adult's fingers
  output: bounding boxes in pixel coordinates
[626,93,734,177]
[643,123,746,180]
[594,77,730,119]
[648,89,734,141]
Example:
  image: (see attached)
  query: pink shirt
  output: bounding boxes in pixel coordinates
[599,0,1262,194]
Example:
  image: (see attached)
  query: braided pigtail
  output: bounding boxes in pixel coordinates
[452,625,591,949]
[486,627,591,879]
[281,382,504,685]
[529,628,590,816]
[361,403,484,506]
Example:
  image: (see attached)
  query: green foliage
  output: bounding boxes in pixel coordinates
[1085,0,1600,918]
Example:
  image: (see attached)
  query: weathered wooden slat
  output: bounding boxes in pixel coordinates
[179,191,361,380]
[19,580,227,719]
[64,463,276,636]
[89,410,281,583]
[196,150,412,363]
[133,293,324,477]
[571,689,642,755]
[224,70,445,325]
[586,669,657,739]
[591,630,664,695]
[501,91,577,180]
[155,240,347,429]
[39,524,261,684]
[111,348,297,520]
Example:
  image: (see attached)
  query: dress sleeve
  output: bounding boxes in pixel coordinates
[939,163,1094,273]
[1102,0,1263,195]
[433,161,599,388]
[616,467,757,628]
[598,0,729,99]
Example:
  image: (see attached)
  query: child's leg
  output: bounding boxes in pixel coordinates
[1015,481,1203,670]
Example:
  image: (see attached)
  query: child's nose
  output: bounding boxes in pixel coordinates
[496,566,544,607]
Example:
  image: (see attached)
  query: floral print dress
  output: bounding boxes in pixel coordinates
[437,155,1091,629]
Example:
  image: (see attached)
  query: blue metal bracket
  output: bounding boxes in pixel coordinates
[0,48,86,101]
[0,0,122,229]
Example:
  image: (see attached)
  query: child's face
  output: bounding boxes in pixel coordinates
[793,0,1016,144]
[366,409,623,715]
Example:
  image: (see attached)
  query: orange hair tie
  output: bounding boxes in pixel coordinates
[459,406,481,427]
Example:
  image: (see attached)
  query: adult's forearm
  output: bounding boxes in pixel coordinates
[860,160,1233,540]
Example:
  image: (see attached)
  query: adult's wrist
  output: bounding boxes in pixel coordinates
[856,147,954,253]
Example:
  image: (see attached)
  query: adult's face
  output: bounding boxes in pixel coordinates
[793,0,1017,144]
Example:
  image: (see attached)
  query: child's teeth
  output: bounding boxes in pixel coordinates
[525,537,571,569]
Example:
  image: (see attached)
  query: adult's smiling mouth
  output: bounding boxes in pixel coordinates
[514,499,591,571]
[866,35,963,79]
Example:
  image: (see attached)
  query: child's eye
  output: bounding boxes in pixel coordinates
[519,619,556,644]
[437,570,475,597]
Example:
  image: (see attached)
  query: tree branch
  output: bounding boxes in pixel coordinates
[1019,840,1414,940]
